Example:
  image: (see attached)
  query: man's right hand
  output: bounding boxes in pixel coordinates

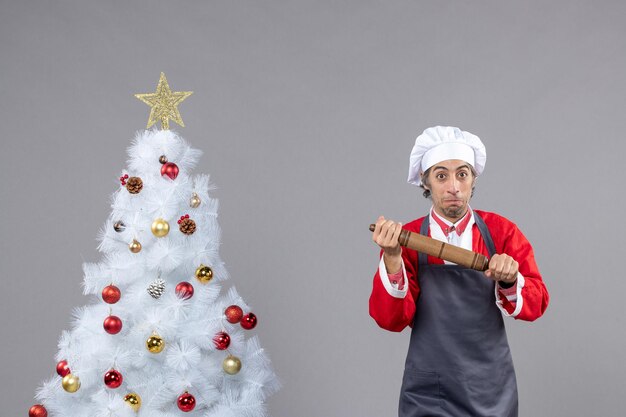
[372,215,403,274]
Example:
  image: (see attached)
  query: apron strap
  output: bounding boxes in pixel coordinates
[418,210,497,265]
[418,216,430,265]
[473,211,497,258]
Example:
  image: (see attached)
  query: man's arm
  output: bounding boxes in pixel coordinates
[369,216,421,332]
[485,213,549,321]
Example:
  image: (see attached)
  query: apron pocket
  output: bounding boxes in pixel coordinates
[399,369,442,414]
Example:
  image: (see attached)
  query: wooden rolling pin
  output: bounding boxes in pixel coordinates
[369,223,489,271]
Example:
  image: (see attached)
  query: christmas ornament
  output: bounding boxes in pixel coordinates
[159,155,168,164]
[129,239,142,253]
[177,391,196,412]
[62,373,81,393]
[161,162,179,180]
[113,220,126,232]
[102,285,121,304]
[119,174,129,186]
[146,333,165,353]
[126,176,143,194]
[178,214,196,235]
[175,281,194,300]
[240,313,257,330]
[225,305,243,324]
[222,355,242,375]
[29,404,47,417]
[147,278,166,299]
[104,369,123,389]
[135,72,193,130]
[195,264,213,283]
[213,332,231,350]
[104,315,123,334]
[124,393,142,412]
[189,192,201,208]
[151,218,170,237]
[56,359,71,377]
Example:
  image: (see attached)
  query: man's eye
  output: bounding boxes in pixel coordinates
[436,174,446,180]
[458,172,468,178]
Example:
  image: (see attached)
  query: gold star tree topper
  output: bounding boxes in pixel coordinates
[135,72,193,130]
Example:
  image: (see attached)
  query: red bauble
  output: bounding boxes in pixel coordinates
[102,285,121,304]
[29,404,47,417]
[240,313,257,330]
[213,331,231,350]
[225,305,243,324]
[161,162,179,180]
[56,359,71,377]
[103,315,123,334]
[175,281,194,300]
[104,369,123,388]
[177,392,196,412]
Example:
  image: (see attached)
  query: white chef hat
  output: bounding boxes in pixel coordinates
[407,126,486,186]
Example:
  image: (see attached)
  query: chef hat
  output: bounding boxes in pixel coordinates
[407,126,486,186]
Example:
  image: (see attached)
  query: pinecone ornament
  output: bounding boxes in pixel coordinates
[126,176,143,194]
[147,278,166,299]
[178,215,196,235]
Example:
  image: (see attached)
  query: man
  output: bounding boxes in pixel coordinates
[369,126,549,417]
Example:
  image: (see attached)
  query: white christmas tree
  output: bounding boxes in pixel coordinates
[29,73,279,417]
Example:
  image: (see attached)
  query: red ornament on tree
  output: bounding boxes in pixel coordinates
[225,305,243,324]
[103,315,123,334]
[104,369,123,389]
[161,162,179,180]
[213,331,231,350]
[56,360,71,377]
[175,281,194,300]
[102,285,121,304]
[29,404,48,417]
[240,313,257,330]
[177,391,196,412]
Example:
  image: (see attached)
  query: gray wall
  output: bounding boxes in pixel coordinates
[2,1,625,416]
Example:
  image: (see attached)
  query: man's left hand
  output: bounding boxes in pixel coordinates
[484,254,518,285]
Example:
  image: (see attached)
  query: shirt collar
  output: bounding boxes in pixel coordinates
[430,206,473,237]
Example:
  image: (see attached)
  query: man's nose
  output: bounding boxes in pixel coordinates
[447,178,460,194]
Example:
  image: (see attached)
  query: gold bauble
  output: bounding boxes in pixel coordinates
[146,333,165,353]
[222,355,242,375]
[62,373,81,393]
[129,239,142,253]
[195,264,213,283]
[151,218,170,237]
[190,193,201,208]
[124,393,142,412]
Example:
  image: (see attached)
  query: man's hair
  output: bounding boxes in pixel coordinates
[419,165,478,199]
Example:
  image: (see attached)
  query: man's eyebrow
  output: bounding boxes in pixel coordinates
[432,164,471,172]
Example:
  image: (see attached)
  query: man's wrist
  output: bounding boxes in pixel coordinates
[383,252,402,274]
[498,279,517,289]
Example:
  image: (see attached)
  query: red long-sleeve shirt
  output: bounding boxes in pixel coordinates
[369,209,549,332]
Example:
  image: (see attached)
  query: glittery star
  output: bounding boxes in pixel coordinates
[135,72,193,130]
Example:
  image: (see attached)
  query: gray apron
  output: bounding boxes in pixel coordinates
[399,213,518,417]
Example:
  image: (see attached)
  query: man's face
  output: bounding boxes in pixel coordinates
[422,159,475,222]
